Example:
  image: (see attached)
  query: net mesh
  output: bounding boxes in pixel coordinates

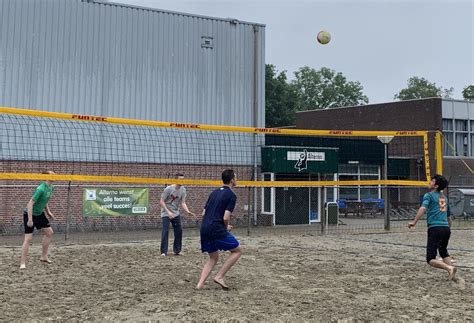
[0,106,451,234]
[1,107,434,187]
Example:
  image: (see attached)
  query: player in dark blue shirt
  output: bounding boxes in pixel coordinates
[196,169,242,290]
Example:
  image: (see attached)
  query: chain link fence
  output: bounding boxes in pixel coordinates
[248,185,474,236]
[1,182,473,244]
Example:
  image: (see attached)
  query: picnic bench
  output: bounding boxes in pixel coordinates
[337,199,384,218]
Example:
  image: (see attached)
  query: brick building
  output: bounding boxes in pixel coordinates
[295,98,474,185]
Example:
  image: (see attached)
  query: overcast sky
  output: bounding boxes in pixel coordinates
[114,0,473,104]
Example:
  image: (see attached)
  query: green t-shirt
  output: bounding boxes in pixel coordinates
[31,182,54,216]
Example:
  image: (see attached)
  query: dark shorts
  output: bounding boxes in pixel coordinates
[426,226,451,263]
[201,232,240,254]
[23,211,50,234]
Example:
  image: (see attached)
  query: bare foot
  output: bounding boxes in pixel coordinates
[448,266,457,281]
[195,284,204,290]
[40,258,52,264]
[213,277,229,290]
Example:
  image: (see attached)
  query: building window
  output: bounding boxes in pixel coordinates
[442,119,453,131]
[455,119,468,131]
[443,118,473,157]
[337,164,380,200]
[455,133,469,157]
[339,187,359,200]
[442,118,454,156]
[443,133,454,156]
[471,134,474,156]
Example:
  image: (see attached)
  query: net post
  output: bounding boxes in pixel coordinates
[247,186,252,236]
[320,182,326,235]
[435,131,443,175]
[65,178,72,241]
[423,133,431,181]
[384,143,390,231]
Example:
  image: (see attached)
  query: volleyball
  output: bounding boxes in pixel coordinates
[317,31,331,45]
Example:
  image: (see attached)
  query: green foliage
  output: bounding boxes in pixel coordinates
[462,85,474,101]
[394,76,453,100]
[265,65,369,127]
[291,67,369,111]
[265,64,296,127]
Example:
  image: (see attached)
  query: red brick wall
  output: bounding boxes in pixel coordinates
[0,160,256,233]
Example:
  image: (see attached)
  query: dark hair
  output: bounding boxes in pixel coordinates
[222,169,235,185]
[175,173,184,178]
[431,174,448,191]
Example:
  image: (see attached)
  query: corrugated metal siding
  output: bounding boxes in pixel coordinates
[0,0,265,127]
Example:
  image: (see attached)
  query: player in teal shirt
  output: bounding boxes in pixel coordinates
[408,175,456,280]
[20,171,57,269]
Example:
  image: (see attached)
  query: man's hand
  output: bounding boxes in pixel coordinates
[27,219,33,228]
[227,224,233,232]
[48,212,56,221]
[408,221,416,229]
[167,211,175,219]
[187,210,196,217]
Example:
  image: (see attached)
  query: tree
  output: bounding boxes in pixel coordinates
[462,85,474,101]
[394,76,453,100]
[265,64,296,127]
[290,67,369,111]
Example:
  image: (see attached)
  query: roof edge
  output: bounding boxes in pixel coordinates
[296,97,443,114]
[89,0,266,27]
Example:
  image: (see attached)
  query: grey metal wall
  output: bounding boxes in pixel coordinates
[0,0,265,128]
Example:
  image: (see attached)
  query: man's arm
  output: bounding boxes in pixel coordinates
[180,197,195,216]
[447,201,453,227]
[45,204,55,220]
[408,206,426,228]
[160,198,174,218]
[160,187,175,218]
[223,210,232,231]
[26,199,35,227]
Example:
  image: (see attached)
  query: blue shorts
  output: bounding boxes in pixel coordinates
[201,232,240,254]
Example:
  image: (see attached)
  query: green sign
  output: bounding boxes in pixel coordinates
[261,146,338,173]
[83,187,149,216]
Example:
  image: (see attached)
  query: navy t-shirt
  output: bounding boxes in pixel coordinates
[200,186,237,241]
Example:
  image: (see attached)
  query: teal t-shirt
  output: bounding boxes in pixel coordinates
[31,182,54,216]
[421,191,449,228]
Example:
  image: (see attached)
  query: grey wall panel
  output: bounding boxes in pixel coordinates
[442,99,474,120]
[0,0,265,128]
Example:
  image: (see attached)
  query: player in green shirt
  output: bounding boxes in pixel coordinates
[20,171,56,269]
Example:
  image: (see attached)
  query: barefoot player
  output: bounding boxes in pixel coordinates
[196,169,242,290]
[408,174,456,280]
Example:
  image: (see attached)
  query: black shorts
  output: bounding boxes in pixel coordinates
[426,226,451,263]
[23,211,50,234]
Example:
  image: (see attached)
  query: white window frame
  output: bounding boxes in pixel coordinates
[261,173,275,218]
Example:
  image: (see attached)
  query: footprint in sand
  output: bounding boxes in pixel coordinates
[452,276,466,291]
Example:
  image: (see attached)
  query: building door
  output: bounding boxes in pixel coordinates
[275,187,309,225]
